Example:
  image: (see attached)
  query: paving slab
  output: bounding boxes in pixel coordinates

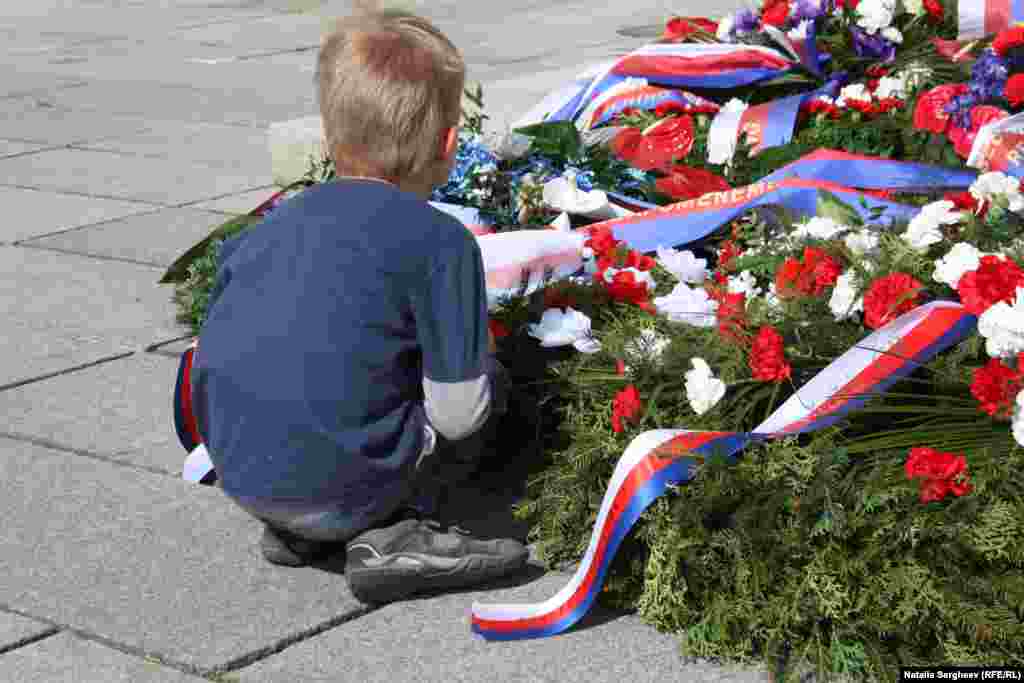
[173,11,323,55]
[0,632,208,682]
[0,352,192,475]
[193,188,279,215]
[233,568,770,683]
[0,245,185,387]
[74,120,273,173]
[0,186,154,244]
[0,68,86,100]
[0,148,269,206]
[0,612,57,653]
[26,207,234,267]
[0,437,363,674]
[40,77,318,127]
[0,97,154,146]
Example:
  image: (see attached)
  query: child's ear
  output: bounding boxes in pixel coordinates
[441,126,458,160]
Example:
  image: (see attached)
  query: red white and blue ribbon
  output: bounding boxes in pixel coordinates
[587,176,920,254]
[762,149,980,190]
[470,301,977,640]
[575,80,720,131]
[959,0,1024,39]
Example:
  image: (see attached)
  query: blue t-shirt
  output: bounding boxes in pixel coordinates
[191,179,490,514]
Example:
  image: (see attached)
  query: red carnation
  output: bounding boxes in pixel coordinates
[1006,73,1024,108]
[717,291,748,344]
[905,447,972,503]
[775,247,842,298]
[585,226,621,256]
[717,239,743,271]
[761,0,791,27]
[913,84,969,135]
[863,273,924,329]
[944,190,984,215]
[655,166,731,201]
[993,25,1024,56]
[750,326,791,383]
[970,358,1023,419]
[923,0,944,22]
[611,384,643,432]
[663,16,719,41]
[957,255,1024,314]
[623,249,656,271]
[606,269,652,307]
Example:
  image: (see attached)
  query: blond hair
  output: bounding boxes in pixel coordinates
[317,5,465,181]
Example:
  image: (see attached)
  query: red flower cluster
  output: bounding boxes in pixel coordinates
[802,98,841,120]
[970,357,1024,419]
[716,291,748,344]
[923,0,944,22]
[956,255,1024,315]
[611,116,696,173]
[761,0,790,26]
[586,226,657,311]
[717,239,743,271]
[944,190,985,216]
[948,105,1009,159]
[611,384,643,432]
[749,326,792,383]
[993,25,1024,56]
[487,318,511,340]
[912,84,968,135]
[863,272,924,329]
[904,447,973,503]
[774,247,842,298]
[653,100,719,118]
[1006,74,1024,107]
[654,166,731,201]
[662,16,718,41]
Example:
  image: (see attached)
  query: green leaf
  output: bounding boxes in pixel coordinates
[816,190,863,228]
[513,121,584,160]
[159,213,261,284]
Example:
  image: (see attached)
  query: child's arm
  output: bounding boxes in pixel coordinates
[410,230,494,442]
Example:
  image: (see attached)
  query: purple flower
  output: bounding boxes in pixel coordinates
[734,8,761,32]
[791,0,826,22]
[851,27,896,62]
[967,49,1009,103]
[944,93,978,129]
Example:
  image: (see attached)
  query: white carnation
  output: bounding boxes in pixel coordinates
[838,83,873,105]
[828,270,864,321]
[977,287,1024,358]
[685,358,727,416]
[932,242,984,289]
[653,282,718,328]
[881,26,903,44]
[857,0,896,34]
[844,229,880,256]
[656,246,708,284]
[971,171,1021,205]
[902,200,962,251]
[793,216,849,240]
[874,75,906,100]
[727,270,762,298]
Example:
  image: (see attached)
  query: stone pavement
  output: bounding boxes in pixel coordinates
[1,1,771,681]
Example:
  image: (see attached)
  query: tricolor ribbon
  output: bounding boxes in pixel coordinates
[586,176,919,254]
[470,300,977,640]
[575,80,720,132]
[958,0,1024,39]
[762,149,980,190]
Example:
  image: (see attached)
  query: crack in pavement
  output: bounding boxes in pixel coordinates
[0,351,138,393]
[0,430,174,479]
[13,241,166,269]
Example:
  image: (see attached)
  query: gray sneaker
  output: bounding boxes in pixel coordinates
[345,519,529,604]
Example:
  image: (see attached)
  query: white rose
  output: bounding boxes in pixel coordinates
[728,270,762,298]
[932,242,984,288]
[528,307,601,353]
[656,246,708,284]
[828,270,864,321]
[793,216,849,240]
[977,287,1024,358]
[844,229,880,256]
[685,358,727,416]
[653,282,719,328]
[902,200,961,252]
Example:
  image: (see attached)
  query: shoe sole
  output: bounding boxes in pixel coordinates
[346,552,527,604]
